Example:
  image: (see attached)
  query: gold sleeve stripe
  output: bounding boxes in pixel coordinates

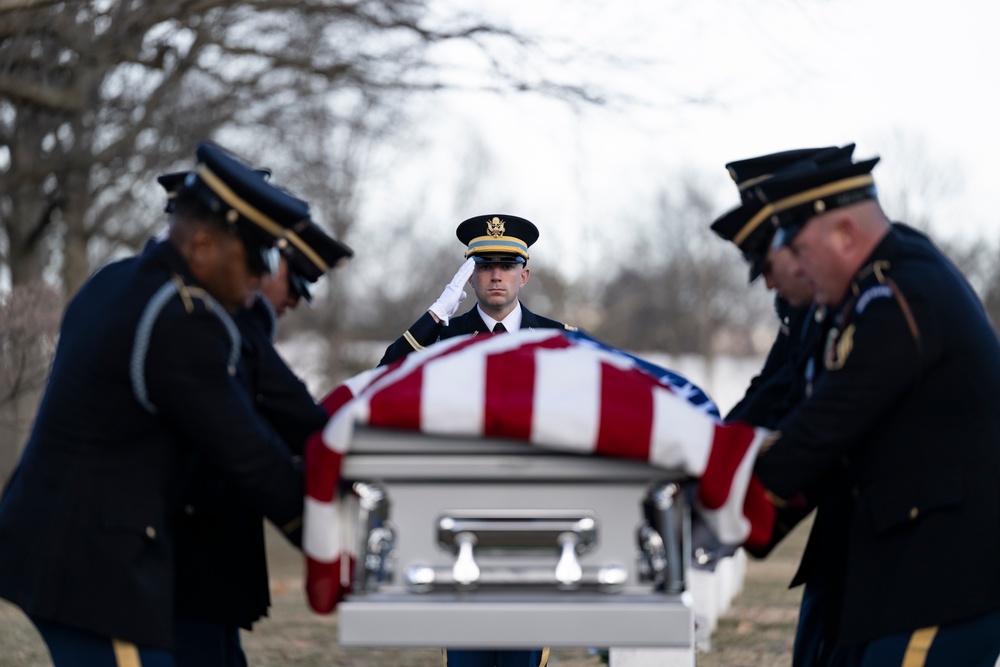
[901,626,938,667]
[111,639,141,667]
[403,331,424,352]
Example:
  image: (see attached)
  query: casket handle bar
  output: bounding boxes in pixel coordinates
[403,562,628,592]
[437,511,598,552]
[418,511,603,591]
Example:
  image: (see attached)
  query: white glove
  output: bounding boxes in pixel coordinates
[429,258,475,325]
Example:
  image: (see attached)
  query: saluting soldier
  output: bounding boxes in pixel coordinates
[380,214,566,667]
[0,141,314,666]
[379,214,573,367]
[747,149,1000,666]
[160,163,354,665]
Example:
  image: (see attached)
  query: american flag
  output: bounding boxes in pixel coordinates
[303,329,774,613]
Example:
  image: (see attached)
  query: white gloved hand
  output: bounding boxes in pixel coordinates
[429,257,475,325]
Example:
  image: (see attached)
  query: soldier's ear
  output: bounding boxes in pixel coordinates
[520,266,530,287]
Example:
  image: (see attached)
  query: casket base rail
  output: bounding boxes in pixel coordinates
[336,427,694,650]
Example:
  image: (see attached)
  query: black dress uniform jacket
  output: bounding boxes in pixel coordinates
[755,223,1000,644]
[727,300,838,561]
[174,297,328,630]
[727,299,826,429]
[379,302,569,366]
[0,239,305,649]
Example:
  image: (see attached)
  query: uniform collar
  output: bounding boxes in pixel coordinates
[145,237,198,285]
[477,301,522,332]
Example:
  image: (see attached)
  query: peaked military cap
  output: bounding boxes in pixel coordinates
[277,220,354,303]
[712,144,863,281]
[156,171,187,213]
[157,166,273,214]
[726,146,846,204]
[456,214,539,264]
[178,141,312,274]
[757,150,881,251]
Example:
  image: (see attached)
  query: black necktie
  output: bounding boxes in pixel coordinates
[493,322,507,334]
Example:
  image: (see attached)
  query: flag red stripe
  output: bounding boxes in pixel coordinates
[369,366,423,430]
[595,363,654,460]
[305,434,343,503]
[698,421,758,510]
[305,557,342,614]
[484,347,535,440]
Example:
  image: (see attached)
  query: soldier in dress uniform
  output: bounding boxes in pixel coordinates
[380,214,563,667]
[379,214,573,367]
[748,149,1000,666]
[0,141,314,666]
[712,147,860,667]
[157,170,355,665]
[711,146,841,428]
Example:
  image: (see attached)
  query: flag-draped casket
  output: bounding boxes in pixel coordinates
[302,329,773,647]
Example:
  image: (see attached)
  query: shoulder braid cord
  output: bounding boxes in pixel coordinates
[130,274,242,414]
[830,260,923,371]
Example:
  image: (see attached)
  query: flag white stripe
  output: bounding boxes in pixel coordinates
[696,428,768,544]
[650,386,716,473]
[531,347,601,452]
[303,497,340,562]
[422,347,486,435]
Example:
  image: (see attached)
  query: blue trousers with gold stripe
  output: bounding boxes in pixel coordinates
[842,607,1000,667]
[444,648,549,667]
[31,617,174,667]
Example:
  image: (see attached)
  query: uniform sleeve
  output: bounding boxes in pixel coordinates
[755,289,925,499]
[251,341,328,454]
[725,326,796,427]
[144,306,305,545]
[378,311,444,366]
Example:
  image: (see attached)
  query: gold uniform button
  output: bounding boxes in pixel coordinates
[909,507,919,520]
[146,526,157,539]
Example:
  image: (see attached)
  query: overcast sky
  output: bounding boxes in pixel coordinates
[359,0,999,279]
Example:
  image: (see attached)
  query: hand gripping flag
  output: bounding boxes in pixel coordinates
[303,329,775,613]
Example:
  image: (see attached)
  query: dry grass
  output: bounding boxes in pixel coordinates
[0,519,811,666]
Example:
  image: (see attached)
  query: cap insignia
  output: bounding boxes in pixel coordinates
[486,216,505,238]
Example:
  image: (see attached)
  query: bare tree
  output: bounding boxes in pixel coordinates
[0,282,61,483]
[593,178,771,357]
[0,0,606,295]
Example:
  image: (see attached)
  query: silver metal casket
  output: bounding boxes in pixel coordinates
[337,426,694,657]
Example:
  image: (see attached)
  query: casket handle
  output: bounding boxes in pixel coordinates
[555,532,583,589]
[452,531,481,587]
